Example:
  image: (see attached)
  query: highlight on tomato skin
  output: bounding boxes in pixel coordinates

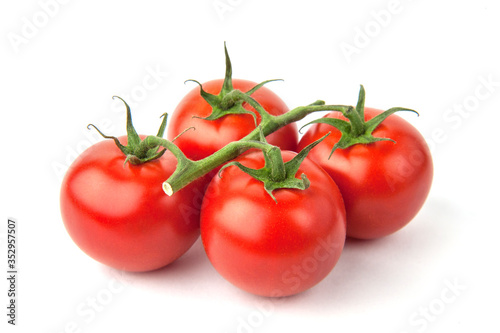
[60,136,209,272]
[200,150,346,297]
[298,108,433,240]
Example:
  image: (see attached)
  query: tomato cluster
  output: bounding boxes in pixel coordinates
[60,46,432,297]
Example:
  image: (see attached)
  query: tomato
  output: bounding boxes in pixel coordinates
[200,150,346,297]
[60,136,206,272]
[167,79,298,160]
[298,108,433,240]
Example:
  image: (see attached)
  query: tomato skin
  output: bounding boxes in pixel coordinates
[168,79,298,160]
[298,108,433,240]
[200,151,346,297]
[60,136,206,272]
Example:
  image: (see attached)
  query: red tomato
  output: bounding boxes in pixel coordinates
[200,151,346,297]
[60,136,206,272]
[298,108,433,240]
[167,79,298,160]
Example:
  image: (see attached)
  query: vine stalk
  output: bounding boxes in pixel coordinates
[152,98,352,196]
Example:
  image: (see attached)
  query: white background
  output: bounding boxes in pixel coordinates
[2,0,500,332]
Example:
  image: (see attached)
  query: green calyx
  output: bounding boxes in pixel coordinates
[219,128,329,203]
[88,96,168,165]
[301,85,418,157]
[186,42,281,126]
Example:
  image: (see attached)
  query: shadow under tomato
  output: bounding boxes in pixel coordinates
[100,237,212,292]
[98,197,463,311]
[297,197,463,310]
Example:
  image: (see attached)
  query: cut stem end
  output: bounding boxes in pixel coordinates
[162,182,173,196]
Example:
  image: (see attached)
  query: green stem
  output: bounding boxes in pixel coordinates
[300,85,418,155]
[222,89,273,122]
[343,106,365,136]
[161,102,351,196]
[142,134,276,195]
